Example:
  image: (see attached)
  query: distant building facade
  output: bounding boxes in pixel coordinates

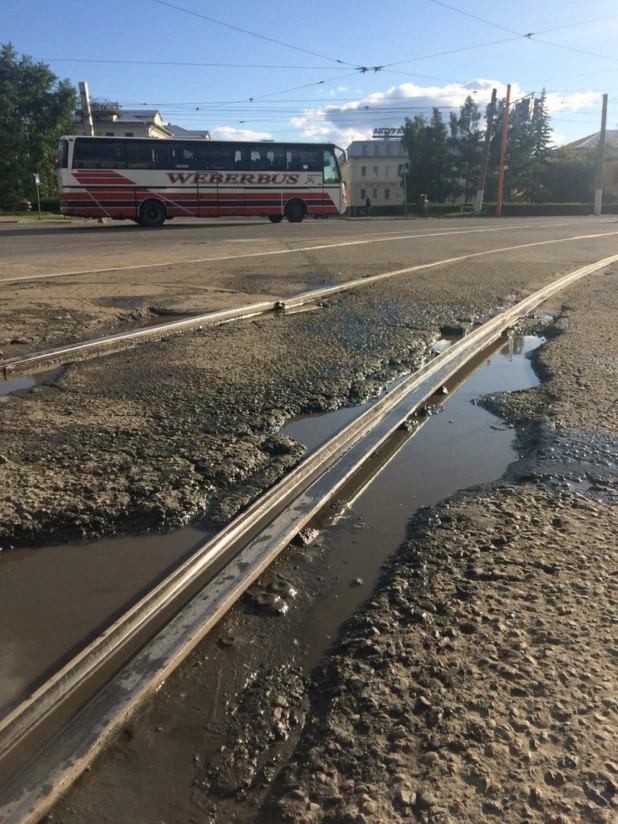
[341,132,409,213]
[74,102,210,139]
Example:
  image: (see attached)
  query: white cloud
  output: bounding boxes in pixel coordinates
[209,125,272,141]
[328,86,349,96]
[286,79,602,146]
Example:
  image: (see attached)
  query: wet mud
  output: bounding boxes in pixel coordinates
[0,288,486,550]
[259,267,618,824]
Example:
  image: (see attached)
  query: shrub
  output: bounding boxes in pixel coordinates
[39,197,61,213]
[483,202,591,216]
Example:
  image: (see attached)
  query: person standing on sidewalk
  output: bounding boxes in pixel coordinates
[365,195,371,217]
[418,193,429,218]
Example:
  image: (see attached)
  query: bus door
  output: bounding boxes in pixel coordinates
[322,147,341,216]
[248,145,286,217]
[289,146,327,217]
[210,144,247,216]
[168,142,203,217]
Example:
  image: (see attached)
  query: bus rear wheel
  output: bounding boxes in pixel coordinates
[137,199,167,228]
[268,214,284,224]
[285,199,305,223]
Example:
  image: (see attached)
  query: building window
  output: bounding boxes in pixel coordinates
[385,165,391,178]
[372,188,378,200]
[385,144,392,155]
[361,143,368,155]
[373,165,379,178]
[105,132,114,136]
[613,167,618,185]
[361,166,367,177]
[360,187,366,200]
[125,132,134,137]
[384,188,390,200]
[373,143,379,155]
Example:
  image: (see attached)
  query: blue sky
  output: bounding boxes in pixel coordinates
[3,0,618,145]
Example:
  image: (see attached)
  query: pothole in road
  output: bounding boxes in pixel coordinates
[281,334,545,667]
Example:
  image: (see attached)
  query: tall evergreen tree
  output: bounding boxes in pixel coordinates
[402,107,456,202]
[449,95,482,201]
[0,44,76,209]
[531,90,552,158]
[485,91,554,202]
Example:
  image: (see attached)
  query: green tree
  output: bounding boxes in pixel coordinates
[536,144,595,202]
[449,95,482,201]
[0,44,76,209]
[485,92,555,203]
[531,90,552,159]
[402,107,456,203]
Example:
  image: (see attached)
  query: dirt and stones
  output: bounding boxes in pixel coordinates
[263,482,618,824]
[40,263,618,823]
[1,289,465,548]
[260,265,618,824]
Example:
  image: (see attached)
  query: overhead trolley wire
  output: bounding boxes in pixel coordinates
[150,0,358,67]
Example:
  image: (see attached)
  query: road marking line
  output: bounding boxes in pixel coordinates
[0,219,608,284]
[3,229,618,378]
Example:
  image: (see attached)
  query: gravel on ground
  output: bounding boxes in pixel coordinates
[261,264,618,824]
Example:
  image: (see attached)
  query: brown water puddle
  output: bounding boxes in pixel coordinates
[0,526,209,714]
[282,334,544,667]
[0,335,541,720]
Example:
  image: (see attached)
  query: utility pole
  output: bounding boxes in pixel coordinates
[473,88,497,216]
[593,93,608,216]
[495,84,511,217]
[78,81,95,136]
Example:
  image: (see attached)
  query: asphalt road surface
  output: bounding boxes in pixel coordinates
[3,215,618,824]
[2,215,618,358]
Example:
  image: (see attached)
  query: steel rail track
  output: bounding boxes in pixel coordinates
[3,230,618,380]
[1,254,617,824]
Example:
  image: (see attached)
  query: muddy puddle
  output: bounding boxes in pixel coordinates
[0,335,542,719]
[0,526,210,714]
[0,368,64,396]
[281,334,544,667]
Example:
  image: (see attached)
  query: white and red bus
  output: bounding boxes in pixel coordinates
[55,135,346,226]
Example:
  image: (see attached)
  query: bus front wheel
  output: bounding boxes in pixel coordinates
[137,199,167,228]
[285,199,305,223]
[268,214,284,224]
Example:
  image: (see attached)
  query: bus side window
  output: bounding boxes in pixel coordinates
[301,150,322,172]
[286,148,322,172]
[126,141,170,170]
[210,145,247,171]
[267,147,286,171]
[249,148,266,171]
[73,138,126,169]
[170,142,209,170]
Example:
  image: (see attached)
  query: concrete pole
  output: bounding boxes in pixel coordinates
[473,88,497,216]
[593,93,608,216]
[78,82,95,136]
[495,84,511,218]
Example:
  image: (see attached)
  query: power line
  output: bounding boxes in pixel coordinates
[150,0,357,67]
[530,37,618,65]
[427,0,618,65]
[39,57,352,70]
[428,0,518,35]
[381,35,523,69]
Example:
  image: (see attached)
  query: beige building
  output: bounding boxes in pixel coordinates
[74,101,211,139]
[341,135,409,214]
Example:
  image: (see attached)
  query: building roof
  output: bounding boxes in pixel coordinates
[346,139,408,158]
[568,130,618,150]
[115,109,160,122]
[167,124,211,139]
